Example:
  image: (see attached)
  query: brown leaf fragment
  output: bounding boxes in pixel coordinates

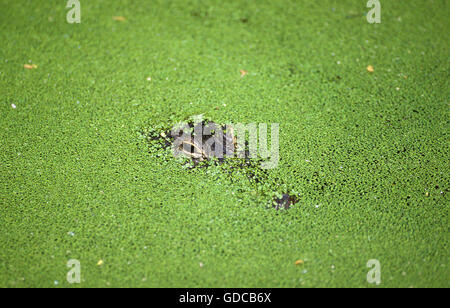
[24,64,38,69]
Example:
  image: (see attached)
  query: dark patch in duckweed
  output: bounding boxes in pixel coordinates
[273,193,300,210]
[143,120,253,166]
[143,120,237,166]
[141,119,298,210]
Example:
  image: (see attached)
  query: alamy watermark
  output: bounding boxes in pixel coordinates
[65,1,380,25]
[367,0,381,24]
[66,0,81,24]
[367,259,381,285]
[170,116,280,169]
[67,259,81,284]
